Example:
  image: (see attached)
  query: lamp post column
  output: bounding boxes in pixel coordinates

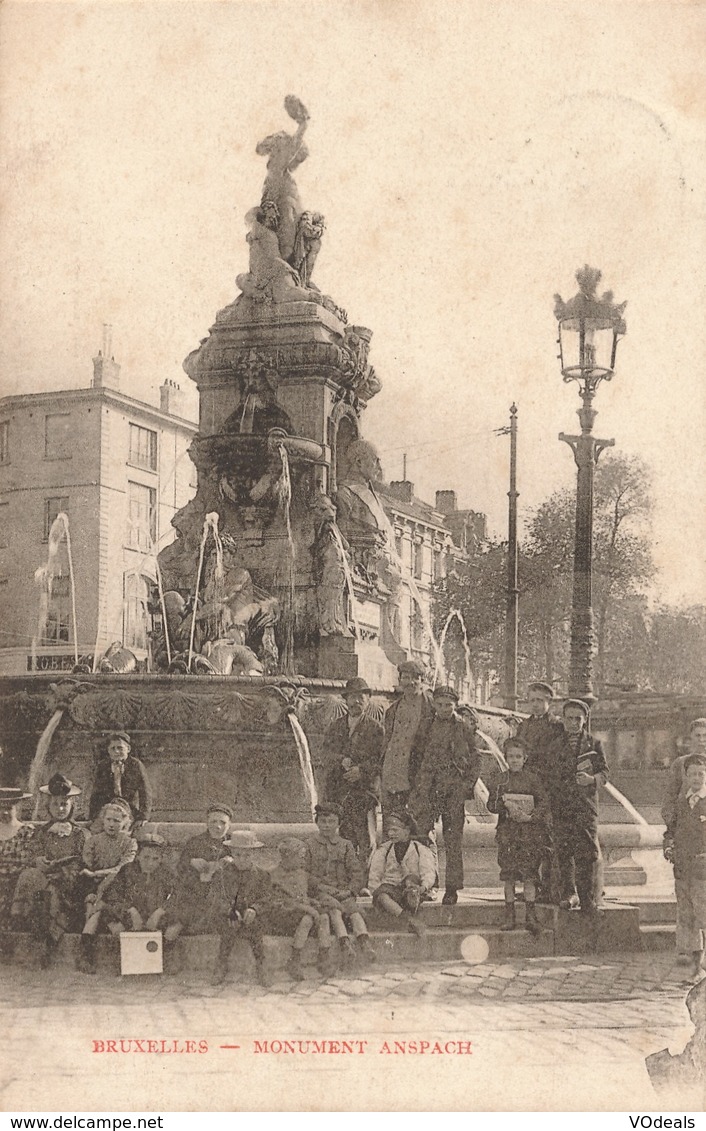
[559,388,614,704]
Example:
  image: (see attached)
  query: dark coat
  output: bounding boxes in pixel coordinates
[324,710,384,810]
[664,792,706,880]
[88,756,153,823]
[514,714,565,776]
[488,768,551,877]
[545,729,609,826]
[414,715,480,809]
[105,860,175,921]
[382,690,436,790]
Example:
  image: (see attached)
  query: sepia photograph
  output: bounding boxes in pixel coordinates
[0,0,705,1114]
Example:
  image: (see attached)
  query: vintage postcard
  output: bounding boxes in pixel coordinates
[0,0,705,1115]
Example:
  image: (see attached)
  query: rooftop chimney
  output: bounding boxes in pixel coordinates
[435,490,457,514]
[160,378,185,417]
[389,480,414,503]
[92,323,121,390]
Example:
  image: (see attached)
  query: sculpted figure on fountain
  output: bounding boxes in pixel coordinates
[310,493,352,639]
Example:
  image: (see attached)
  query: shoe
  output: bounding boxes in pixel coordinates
[501,904,516,932]
[405,914,427,939]
[163,941,183,976]
[357,935,377,963]
[318,948,335,978]
[339,936,356,966]
[559,895,580,911]
[288,949,306,981]
[525,903,541,938]
[687,951,705,981]
[441,888,458,906]
[256,963,276,988]
[38,935,59,970]
[77,935,97,975]
[0,931,17,963]
[210,960,229,986]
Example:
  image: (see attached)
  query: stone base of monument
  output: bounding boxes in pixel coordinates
[4,899,652,976]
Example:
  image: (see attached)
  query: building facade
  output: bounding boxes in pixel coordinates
[378,481,486,697]
[0,351,197,673]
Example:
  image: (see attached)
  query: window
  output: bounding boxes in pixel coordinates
[43,572,71,644]
[44,497,69,541]
[411,609,425,650]
[128,482,157,551]
[123,573,151,651]
[0,421,9,463]
[413,540,424,580]
[44,414,72,460]
[129,423,158,471]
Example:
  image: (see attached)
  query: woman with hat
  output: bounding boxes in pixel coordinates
[10,773,87,967]
[0,786,35,957]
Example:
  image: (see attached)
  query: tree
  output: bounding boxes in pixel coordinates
[647,605,706,694]
[433,452,658,698]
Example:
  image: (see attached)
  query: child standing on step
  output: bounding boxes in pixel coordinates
[488,737,551,937]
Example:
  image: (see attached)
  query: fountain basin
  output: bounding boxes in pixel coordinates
[0,672,518,824]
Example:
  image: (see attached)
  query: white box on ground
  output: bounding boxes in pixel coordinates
[119,931,163,975]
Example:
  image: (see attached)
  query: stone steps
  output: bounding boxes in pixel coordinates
[639,923,676,951]
[4,901,654,974]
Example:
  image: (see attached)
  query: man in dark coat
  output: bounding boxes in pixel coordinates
[324,677,384,855]
[412,685,480,904]
[380,660,435,820]
[88,732,153,829]
[545,699,609,915]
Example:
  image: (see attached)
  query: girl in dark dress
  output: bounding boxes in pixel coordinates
[488,737,551,936]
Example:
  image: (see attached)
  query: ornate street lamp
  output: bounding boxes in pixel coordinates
[554,266,627,704]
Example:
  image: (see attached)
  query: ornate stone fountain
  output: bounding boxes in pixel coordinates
[0,98,517,824]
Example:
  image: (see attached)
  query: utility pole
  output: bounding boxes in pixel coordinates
[504,404,519,710]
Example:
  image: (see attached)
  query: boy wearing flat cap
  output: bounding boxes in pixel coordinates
[324,677,384,855]
[88,732,153,830]
[412,685,480,904]
[515,683,564,776]
[663,753,706,979]
[545,700,609,916]
[11,773,87,967]
[368,811,436,937]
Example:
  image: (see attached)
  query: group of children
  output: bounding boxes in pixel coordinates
[2,700,705,986]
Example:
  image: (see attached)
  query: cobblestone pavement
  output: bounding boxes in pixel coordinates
[1,953,701,1111]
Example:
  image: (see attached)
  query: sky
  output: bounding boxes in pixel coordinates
[1,0,704,605]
